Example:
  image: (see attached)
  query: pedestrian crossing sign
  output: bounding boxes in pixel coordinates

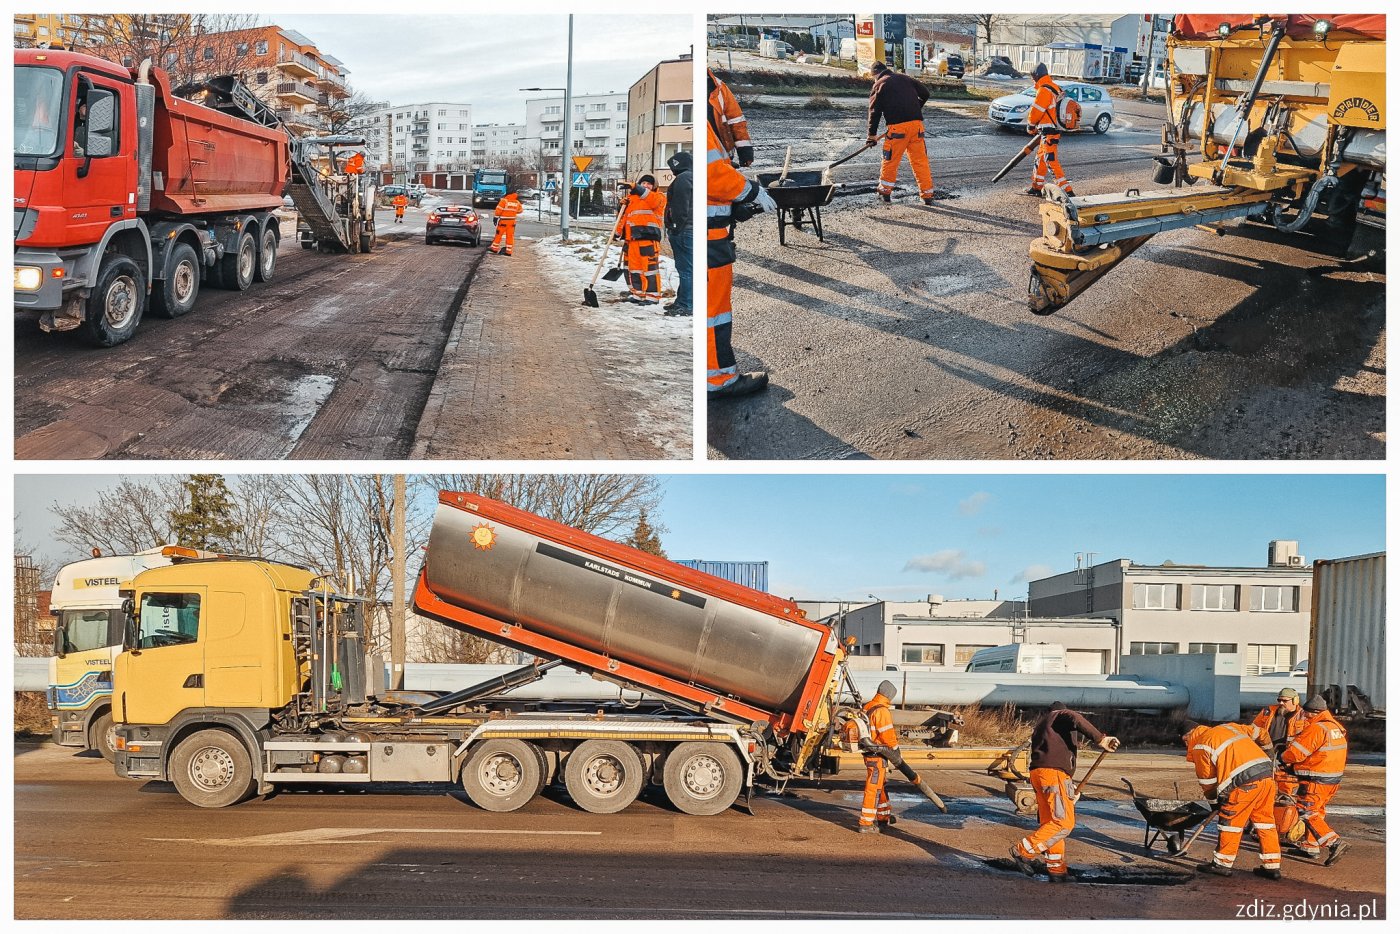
[572,172,591,188]
[544,178,558,191]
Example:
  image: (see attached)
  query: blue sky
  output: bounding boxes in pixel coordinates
[14,474,1383,602]
[652,474,1385,602]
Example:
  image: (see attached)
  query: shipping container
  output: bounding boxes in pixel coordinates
[675,559,769,592]
[1309,552,1385,714]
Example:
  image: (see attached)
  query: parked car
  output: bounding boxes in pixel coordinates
[425,204,481,247]
[943,53,965,79]
[988,81,1115,134]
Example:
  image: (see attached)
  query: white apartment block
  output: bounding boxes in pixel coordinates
[357,102,473,173]
[524,92,630,176]
[471,124,527,167]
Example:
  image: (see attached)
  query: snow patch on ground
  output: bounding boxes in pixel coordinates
[534,233,692,458]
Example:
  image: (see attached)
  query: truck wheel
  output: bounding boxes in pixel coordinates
[151,243,200,318]
[168,729,257,808]
[81,254,145,347]
[461,739,544,812]
[254,225,278,283]
[662,742,743,816]
[90,711,117,763]
[360,230,375,253]
[564,740,645,814]
[216,229,256,291]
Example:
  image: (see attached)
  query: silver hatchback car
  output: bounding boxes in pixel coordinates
[988,82,1115,134]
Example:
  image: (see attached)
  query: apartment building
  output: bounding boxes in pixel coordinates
[625,56,693,187]
[471,124,528,168]
[356,103,474,174]
[524,92,630,179]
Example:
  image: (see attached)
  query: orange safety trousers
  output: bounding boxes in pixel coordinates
[1298,781,1341,848]
[879,120,934,199]
[707,262,737,390]
[626,238,662,300]
[860,756,892,827]
[490,220,516,255]
[1031,131,1073,194]
[1214,776,1281,870]
[1018,767,1075,875]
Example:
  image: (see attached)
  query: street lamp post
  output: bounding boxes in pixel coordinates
[519,14,576,240]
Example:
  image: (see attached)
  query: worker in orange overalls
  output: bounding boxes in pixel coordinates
[1253,686,1308,846]
[1026,63,1075,196]
[613,176,667,302]
[706,122,774,397]
[1009,702,1119,881]
[1281,696,1349,865]
[853,680,902,833]
[489,191,523,256]
[392,193,408,223]
[708,69,753,167]
[343,151,365,176]
[866,60,938,205]
[1184,720,1282,879]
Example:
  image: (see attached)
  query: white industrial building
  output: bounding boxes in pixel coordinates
[471,124,527,167]
[983,14,1169,81]
[354,101,474,174]
[524,92,630,177]
[1028,541,1313,675]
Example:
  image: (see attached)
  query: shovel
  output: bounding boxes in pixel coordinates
[771,146,795,187]
[1071,747,1111,801]
[1177,803,1222,857]
[583,198,631,307]
[822,138,880,185]
[992,136,1039,184]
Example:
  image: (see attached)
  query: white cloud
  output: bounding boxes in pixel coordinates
[1013,563,1056,584]
[902,549,986,580]
[958,491,993,516]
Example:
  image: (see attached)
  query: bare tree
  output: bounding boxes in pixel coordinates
[80,14,265,87]
[320,88,380,135]
[419,475,663,541]
[50,476,187,558]
[969,14,1002,53]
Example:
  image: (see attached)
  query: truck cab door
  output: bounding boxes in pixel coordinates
[63,72,138,246]
[115,588,208,727]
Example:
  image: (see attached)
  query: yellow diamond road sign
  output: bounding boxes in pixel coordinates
[572,156,593,172]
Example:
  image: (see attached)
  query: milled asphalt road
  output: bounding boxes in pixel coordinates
[15,740,1385,920]
[709,93,1385,460]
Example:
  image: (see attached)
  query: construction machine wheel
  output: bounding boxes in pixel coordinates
[360,230,375,253]
[90,711,117,763]
[81,253,145,347]
[662,742,743,816]
[461,739,545,812]
[564,740,645,814]
[168,729,258,808]
[254,225,278,283]
[216,229,256,291]
[151,242,200,318]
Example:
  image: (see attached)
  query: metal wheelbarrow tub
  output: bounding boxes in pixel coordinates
[757,171,837,246]
[1122,778,1214,855]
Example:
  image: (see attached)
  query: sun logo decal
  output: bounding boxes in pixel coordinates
[470,523,497,551]
[670,589,681,599]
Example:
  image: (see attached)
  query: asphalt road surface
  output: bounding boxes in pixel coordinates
[709,94,1385,459]
[15,740,1384,920]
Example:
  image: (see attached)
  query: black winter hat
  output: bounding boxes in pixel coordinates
[667,149,692,174]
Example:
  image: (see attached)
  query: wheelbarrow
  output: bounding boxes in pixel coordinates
[1122,778,1215,854]
[756,170,836,246]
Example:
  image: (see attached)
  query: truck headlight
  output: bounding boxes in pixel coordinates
[14,266,43,291]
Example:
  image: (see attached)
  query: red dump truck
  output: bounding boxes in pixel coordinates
[115,492,915,816]
[14,48,373,347]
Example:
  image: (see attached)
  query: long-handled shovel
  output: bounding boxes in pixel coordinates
[1177,803,1222,857]
[822,138,879,185]
[583,198,631,307]
[1071,747,1111,801]
[992,136,1039,184]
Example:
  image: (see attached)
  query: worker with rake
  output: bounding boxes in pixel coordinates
[1009,702,1120,882]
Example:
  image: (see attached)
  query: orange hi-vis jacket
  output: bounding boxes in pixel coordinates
[864,694,899,751]
[706,123,758,268]
[494,194,523,222]
[1028,74,1064,130]
[392,194,408,208]
[1253,703,1307,751]
[1187,723,1275,798]
[617,190,665,242]
[708,70,751,160]
[1282,712,1348,785]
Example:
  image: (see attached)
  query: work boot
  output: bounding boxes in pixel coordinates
[1289,842,1320,859]
[709,372,769,399]
[1197,862,1233,878]
[1047,873,1074,884]
[663,304,692,317]
[1324,841,1350,866]
[857,824,880,835]
[924,191,956,203]
[1008,846,1039,877]
[1024,187,1043,197]
[1252,867,1283,881]
[878,191,892,204]
[877,815,897,827]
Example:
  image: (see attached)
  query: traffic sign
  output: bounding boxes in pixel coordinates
[572,156,593,172]
[571,172,591,189]
[544,178,558,190]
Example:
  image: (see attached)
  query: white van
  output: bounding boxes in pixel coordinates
[965,643,1068,674]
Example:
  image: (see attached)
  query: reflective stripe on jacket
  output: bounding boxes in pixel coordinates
[1028,75,1063,129]
[706,123,757,267]
[863,694,899,750]
[1187,722,1273,796]
[708,71,750,159]
[1282,711,1348,785]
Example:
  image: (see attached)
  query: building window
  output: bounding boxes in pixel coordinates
[545,106,561,115]
[1250,585,1299,612]
[203,46,214,61]
[954,644,996,666]
[1188,642,1238,654]
[657,102,694,125]
[615,139,627,148]
[658,142,689,164]
[574,122,584,131]
[256,40,268,55]
[575,104,585,114]
[1129,641,1179,655]
[236,42,248,57]
[617,102,627,111]
[1190,584,1238,611]
[1246,643,1296,675]
[901,644,944,665]
[256,71,268,85]
[1132,582,1180,610]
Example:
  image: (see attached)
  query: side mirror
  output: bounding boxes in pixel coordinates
[53,616,67,659]
[122,596,141,654]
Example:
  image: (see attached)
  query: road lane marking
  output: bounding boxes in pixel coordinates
[151,827,602,847]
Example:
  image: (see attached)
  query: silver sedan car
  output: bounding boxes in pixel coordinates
[988,82,1115,134]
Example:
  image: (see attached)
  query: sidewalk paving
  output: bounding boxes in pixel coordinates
[411,238,691,460]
